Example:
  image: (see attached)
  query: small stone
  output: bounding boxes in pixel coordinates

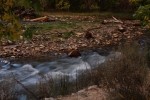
[101,20,107,24]
[17,49,21,52]
[24,41,29,44]
[34,47,40,51]
[118,25,126,32]
[76,32,84,37]
[127,36,131,39]
[11,56,15,58]
[113,33,118,38]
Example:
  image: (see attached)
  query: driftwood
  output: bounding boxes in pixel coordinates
[29,16,49,22]
[102,16,123,24]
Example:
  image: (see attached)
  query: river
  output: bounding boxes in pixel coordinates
[0,50,121,100]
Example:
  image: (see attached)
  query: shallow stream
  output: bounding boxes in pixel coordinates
[0,50,121,88]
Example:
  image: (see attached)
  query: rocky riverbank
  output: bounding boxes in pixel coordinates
[0,15,146,61]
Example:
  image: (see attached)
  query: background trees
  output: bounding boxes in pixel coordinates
[0,0,149,40]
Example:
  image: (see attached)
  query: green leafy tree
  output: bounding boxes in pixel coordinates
[0,0,22,40]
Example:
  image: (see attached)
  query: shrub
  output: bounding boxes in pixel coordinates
[134,4,150,27]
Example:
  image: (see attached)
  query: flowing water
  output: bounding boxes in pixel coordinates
[0,51,121,100]
[0,51,121,89]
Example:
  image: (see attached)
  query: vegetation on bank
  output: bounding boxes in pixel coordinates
[134,4,150,28]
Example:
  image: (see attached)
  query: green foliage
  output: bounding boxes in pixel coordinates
[56,0,70,10]
[23,26,36,39]
[134,4,150,27]
[0,0,22,40]
[13,0,149,12]
[62,31,74,39]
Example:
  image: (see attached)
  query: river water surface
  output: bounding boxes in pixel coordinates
[0,51,120,89]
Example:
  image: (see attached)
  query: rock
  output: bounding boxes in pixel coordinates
[113,33,119,38]
[68,49,81,57]
[118,25,126,32]
[11,56,16,58]
[75,32,84,37]
[127,36,131,39]
[85,32,93,39]
[101,20,107,24]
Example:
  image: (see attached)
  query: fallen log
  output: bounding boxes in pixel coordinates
[29,16,49,22]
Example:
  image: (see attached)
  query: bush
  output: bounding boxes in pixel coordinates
[134,4,150,27]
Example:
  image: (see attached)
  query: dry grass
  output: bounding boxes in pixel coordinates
[0,79,17,100]
[97,44,150,100]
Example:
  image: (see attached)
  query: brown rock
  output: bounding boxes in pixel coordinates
[68,49,81,57]
[85,32,93,39]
